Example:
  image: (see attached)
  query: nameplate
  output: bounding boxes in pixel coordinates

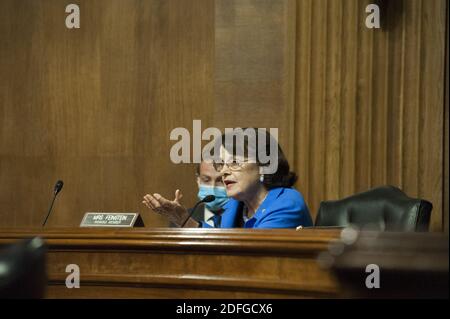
[80,212,142,227]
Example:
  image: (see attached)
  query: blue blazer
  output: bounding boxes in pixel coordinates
[201,187,313,229]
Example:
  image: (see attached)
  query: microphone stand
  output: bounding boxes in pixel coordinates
[42,192,57,227]
[180,195,215,228]
[180,200,204,228]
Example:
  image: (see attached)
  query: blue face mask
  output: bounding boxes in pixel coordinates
[197,185,229,212]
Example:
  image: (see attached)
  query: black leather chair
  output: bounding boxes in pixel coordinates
[0,237,47,298]
[315,185,432,231]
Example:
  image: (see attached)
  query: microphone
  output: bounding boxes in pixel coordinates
[180,195,215,228]
[42,180,64,227]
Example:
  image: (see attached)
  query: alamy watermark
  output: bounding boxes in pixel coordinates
[65,4,80,29]
[169,120,279,175]
[64,4,380,30]
[365,264,380,289]
[65,264,80,288]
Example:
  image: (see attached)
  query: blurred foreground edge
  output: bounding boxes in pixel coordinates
[0,237,47,299]
[328,229,449,298]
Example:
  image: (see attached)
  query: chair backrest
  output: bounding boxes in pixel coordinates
[315,185,432,231]
[0,237,47,298]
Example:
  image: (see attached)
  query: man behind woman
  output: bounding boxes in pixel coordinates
[142,129,313,229]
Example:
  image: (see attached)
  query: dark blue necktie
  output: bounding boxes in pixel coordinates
[211,214,221,228]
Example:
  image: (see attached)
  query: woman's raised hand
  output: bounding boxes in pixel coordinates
[142,189,190,227]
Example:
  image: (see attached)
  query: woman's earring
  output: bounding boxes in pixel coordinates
[259,174,264,183]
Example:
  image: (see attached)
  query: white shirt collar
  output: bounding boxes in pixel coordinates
[204,207,215,227]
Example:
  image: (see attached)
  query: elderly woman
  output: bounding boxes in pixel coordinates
[143,129,312,229]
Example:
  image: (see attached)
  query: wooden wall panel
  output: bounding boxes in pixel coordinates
[0,0,214,227]
[294,0,447,231]
[214,0,296,163]
[444,5,449,234]
[1,0,447,232]
[418,0,446,231]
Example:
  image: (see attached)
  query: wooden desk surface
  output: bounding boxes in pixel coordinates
[0,228,341,298]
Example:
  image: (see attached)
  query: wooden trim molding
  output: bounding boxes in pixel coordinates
[0,228,341,298]
[0,228,341,255]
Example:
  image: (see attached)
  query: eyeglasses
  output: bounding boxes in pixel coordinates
[213,160,250,172]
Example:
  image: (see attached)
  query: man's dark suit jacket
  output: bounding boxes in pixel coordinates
[169,203,206,227]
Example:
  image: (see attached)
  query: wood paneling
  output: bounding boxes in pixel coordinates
[444,5,449,234]
[214,0,296,163]
[293,0,447,231]
[0,0,447,231]
[213,0,446,231]
[0,0,214,227]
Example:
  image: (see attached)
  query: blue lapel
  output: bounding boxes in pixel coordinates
[219,188,285,228]
[220,199,241,228]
